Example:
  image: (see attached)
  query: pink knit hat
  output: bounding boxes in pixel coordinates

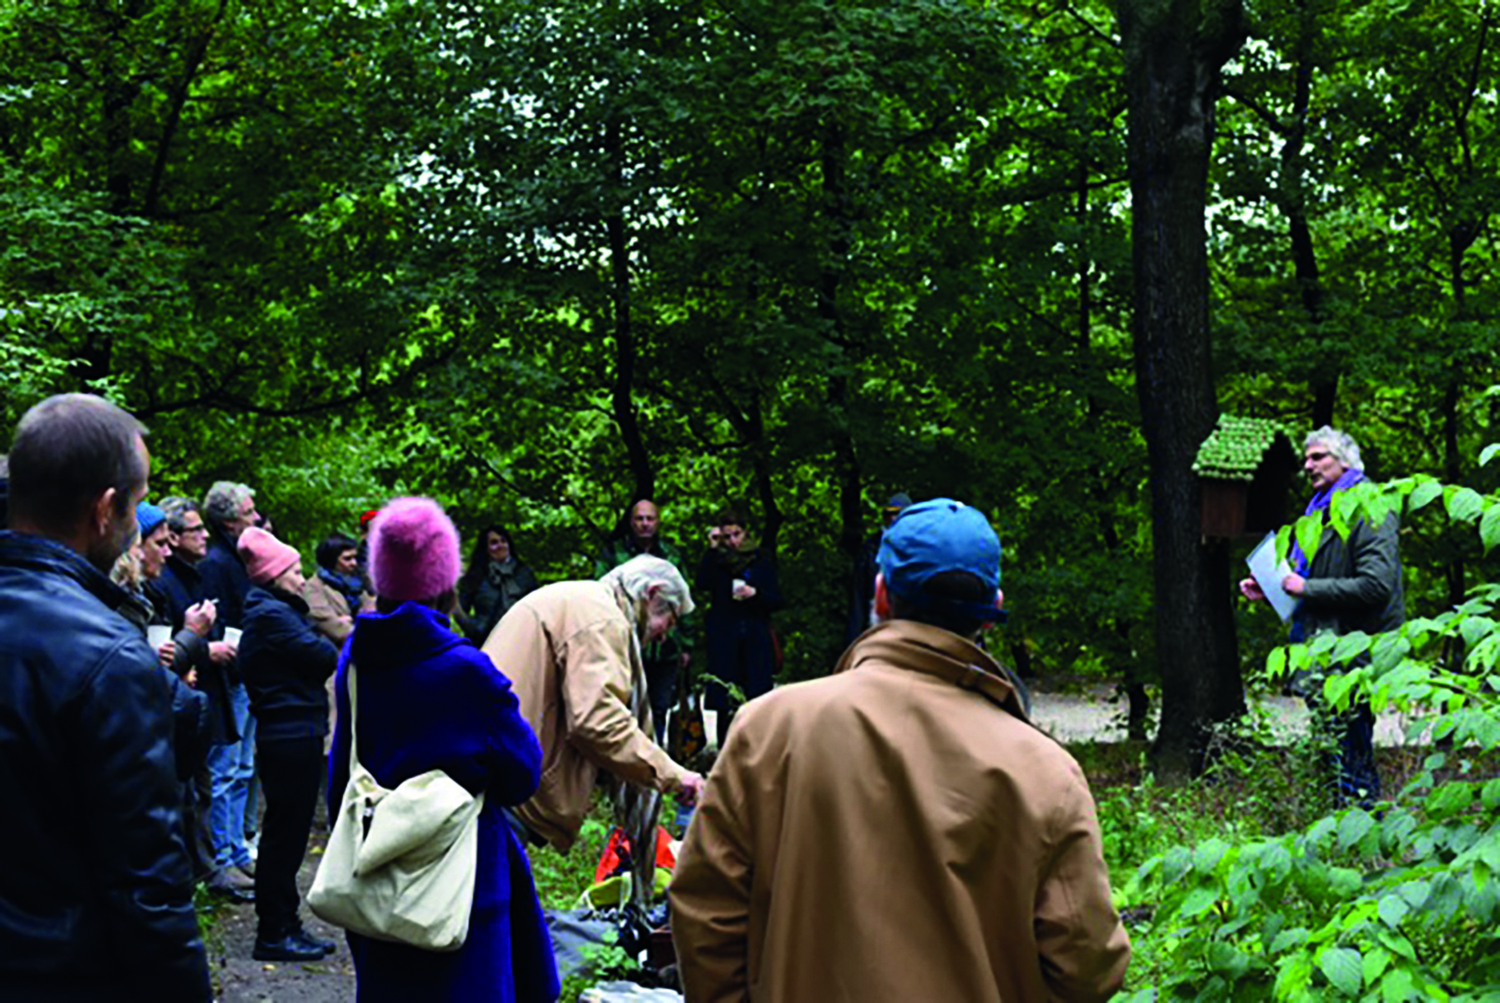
[368,497,461,603]
[238,526,301,586]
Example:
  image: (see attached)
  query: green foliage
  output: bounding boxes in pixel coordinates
[1193,415,1293,481]
[557,926,639,1003]
[529,804,615,913]
[1127,469,1500,999]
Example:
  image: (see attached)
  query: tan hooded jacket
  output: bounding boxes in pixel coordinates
[670,619,1130,1003]
[481,579,692,851]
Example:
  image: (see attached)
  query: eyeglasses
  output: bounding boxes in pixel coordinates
[1305,451,1332,462]
[180,525,209,535]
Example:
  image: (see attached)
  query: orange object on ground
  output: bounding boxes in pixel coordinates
[594,826,677,884]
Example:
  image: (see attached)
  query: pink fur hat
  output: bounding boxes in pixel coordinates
[238,526,301,586]
[368,497,461,603]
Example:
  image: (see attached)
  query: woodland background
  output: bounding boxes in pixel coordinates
[3,0,1497,776]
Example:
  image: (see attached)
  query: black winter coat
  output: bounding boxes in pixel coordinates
[157,556,237,744]
[697,547,784,709]
[197,527,252,631]
[118,587,213,782]
[240,585,339,744]
[0,532,210,1001]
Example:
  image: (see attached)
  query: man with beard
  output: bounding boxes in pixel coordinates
[483,554,704,851]
[0,394,210,1001]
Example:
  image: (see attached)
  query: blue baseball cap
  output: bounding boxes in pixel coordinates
[136,501,167,539]
[877,497,1003,622]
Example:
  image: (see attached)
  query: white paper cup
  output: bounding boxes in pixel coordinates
[147,625,172,649]
[224,627,243,646]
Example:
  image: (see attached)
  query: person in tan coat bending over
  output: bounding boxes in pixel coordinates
[670,498,1131,1003]
[482,554,704,851]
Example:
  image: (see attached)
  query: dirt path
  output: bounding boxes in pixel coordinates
[210,828,355,1003]
[1022,682,1420,746]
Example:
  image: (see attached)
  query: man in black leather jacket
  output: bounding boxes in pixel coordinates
[0,394,210,1002]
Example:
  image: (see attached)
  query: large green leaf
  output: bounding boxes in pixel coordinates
[1407,479,1443,511]
[1294,513,1324,566]
[1318,946,1363,996]
[1446,486,1485,523]
[1481,503,1500,555]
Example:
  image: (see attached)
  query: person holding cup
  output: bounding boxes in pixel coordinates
[109,503,219,885]
[696,508,784,747]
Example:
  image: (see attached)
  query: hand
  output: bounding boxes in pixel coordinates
[1238,577,1265,602]
[732,583,756,600]
[677,772,706,806]
[183,599,216,637]
[157,641,176,669]
[209,640,236,665]
[1282,573,1307,597]
[184,668,198,689]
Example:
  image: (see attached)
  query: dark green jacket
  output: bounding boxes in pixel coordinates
[1300,513,1405,639]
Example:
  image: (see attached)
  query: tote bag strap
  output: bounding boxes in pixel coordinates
[346,660,363,776]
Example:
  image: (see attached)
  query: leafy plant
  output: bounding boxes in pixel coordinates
[1124,465,1500,1000]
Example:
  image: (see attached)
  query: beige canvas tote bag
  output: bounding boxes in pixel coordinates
[308,662,484,951]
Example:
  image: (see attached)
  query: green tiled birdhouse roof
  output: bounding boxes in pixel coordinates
[1193,415,1289,482]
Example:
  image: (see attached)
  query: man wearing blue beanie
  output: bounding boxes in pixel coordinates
[671,498,1130,1002]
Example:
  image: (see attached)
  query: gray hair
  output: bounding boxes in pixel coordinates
[1306,426,1363,472]
[203,481,255,529]
[159,495,200,534]
[600,554,695,617]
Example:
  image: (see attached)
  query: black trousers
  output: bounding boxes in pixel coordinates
[644,655,678,744]
[254,735,324,938]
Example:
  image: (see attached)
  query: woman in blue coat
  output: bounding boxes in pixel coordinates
[697,509,784,746]
[328,497,558,1003]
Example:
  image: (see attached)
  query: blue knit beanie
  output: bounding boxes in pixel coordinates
[137,502,167,538]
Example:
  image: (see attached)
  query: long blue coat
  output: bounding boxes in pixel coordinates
[329,602,559,1003]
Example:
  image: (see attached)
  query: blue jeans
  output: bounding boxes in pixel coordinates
[207,681,257,869]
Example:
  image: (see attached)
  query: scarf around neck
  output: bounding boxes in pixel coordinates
[1288,467,1365,643]
[1292,467,1366,577]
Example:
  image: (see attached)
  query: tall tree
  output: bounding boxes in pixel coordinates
[1118,0,1248,778]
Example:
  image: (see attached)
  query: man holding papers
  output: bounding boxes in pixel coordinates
[1239,426,1404,806]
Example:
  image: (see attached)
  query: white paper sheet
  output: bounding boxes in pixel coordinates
[1246,531,1300,622]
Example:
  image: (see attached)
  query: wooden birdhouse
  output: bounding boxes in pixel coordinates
[1194,415,1298,538]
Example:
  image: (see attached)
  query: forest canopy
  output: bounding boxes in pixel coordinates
[2,0,1497,768]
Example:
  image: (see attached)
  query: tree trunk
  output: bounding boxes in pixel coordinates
[604,114,654,502]
[1119,0,1247,781]
[1075,161,1152,737]
[819,117,867,638]
[1283,0,1338,428]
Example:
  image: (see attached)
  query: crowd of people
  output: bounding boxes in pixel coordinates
[0,392,1401,1002]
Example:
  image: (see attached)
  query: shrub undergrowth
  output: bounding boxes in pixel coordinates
[1100,470,1500,1001]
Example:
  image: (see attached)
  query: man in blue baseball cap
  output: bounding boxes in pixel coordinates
[671,497,1130,1002]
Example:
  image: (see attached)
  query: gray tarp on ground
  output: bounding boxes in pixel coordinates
[580,983,683,1002]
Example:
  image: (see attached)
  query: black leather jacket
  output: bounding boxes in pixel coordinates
[0,531,211,1001]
